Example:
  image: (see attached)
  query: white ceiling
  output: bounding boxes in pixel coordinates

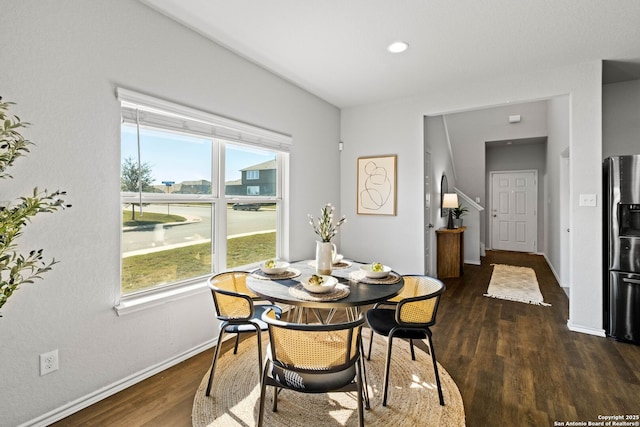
[140,0,640,108]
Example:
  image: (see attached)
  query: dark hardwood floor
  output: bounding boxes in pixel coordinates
[52,251,640,426]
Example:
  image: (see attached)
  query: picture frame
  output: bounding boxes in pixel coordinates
[357,154,397,215]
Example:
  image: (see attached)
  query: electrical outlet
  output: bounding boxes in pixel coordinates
[40,349,59,376]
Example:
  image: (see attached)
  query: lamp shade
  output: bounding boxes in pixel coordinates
[442,193,459,209]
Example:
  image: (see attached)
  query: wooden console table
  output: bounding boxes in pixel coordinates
[436,227,465,279]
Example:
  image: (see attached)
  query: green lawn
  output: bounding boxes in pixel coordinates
[122,232,276,294]
[122,210,186,227]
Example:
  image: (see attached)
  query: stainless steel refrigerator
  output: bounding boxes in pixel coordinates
[603,155,640,345]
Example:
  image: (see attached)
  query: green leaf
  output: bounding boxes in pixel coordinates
[0,99,69,315]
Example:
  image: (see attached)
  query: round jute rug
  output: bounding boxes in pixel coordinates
[192,332,466,426]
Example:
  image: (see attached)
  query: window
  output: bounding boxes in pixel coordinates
[118,89,290,298]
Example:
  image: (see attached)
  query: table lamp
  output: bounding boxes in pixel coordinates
[442,193,458,229]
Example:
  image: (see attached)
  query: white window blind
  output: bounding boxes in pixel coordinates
[117,88,292,152]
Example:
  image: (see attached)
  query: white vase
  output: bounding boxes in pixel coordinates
[315,241,334,275]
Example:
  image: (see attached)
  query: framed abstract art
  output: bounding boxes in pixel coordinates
[357,154,397,215]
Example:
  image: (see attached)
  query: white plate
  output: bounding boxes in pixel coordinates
[301,275,338,293]
[360,264,391,279]
[260,261,290,275]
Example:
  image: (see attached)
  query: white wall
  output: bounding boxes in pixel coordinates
[0,1,340,425]
[603,79,640,158]
[546,95,571,287]
[339,101,429,273]
[341,61,603,336]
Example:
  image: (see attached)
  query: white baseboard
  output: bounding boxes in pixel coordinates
[567,321,606,337]
[542,253,562,285]
[464,259,481,265]
[20,339,217,427]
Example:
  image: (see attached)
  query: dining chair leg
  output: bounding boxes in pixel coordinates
[257,362,269,427]
[367,329,374,360]
[382,334,395,407]
[356,361,364,427]
[233,333,240,354]
[427,333,445,406]
[272,386,279,412]
[358,336,370,409]
[253,323,263,381]
[206,325,227,396]
[409,338,416,360]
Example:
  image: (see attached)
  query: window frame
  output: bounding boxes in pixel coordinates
[115,89,291,314]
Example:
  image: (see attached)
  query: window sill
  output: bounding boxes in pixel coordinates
[114,281,209,316]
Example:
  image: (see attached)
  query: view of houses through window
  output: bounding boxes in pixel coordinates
[120,123,283,296]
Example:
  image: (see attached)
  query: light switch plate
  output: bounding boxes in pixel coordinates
[579,193,597,207]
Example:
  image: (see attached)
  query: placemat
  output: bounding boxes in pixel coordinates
[250,268,301,280]
[307,260,353,269]
[289,283,350,301]
[349,270,402,284]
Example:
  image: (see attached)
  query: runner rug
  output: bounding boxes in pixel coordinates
[484,264,551,306]
[192,332,466,426]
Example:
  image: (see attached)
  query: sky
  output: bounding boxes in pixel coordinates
[121,124,275,185]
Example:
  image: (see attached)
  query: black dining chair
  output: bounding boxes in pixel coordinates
[206,271,282,397]
[365,275,446,406]
[258,309,366,427]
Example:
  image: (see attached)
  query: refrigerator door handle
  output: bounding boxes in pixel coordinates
[622,277,640,284]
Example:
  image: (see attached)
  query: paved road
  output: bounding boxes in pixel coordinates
[122,204,276,255]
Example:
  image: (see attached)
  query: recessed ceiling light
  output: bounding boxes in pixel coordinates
[387,41,409,53]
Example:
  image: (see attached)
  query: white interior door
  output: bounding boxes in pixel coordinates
[491,170,537,252]
[424,151,433,276]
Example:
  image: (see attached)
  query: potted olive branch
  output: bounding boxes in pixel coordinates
[0,97,70,316]
[452,203,468,228]
[308,203,346,274]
